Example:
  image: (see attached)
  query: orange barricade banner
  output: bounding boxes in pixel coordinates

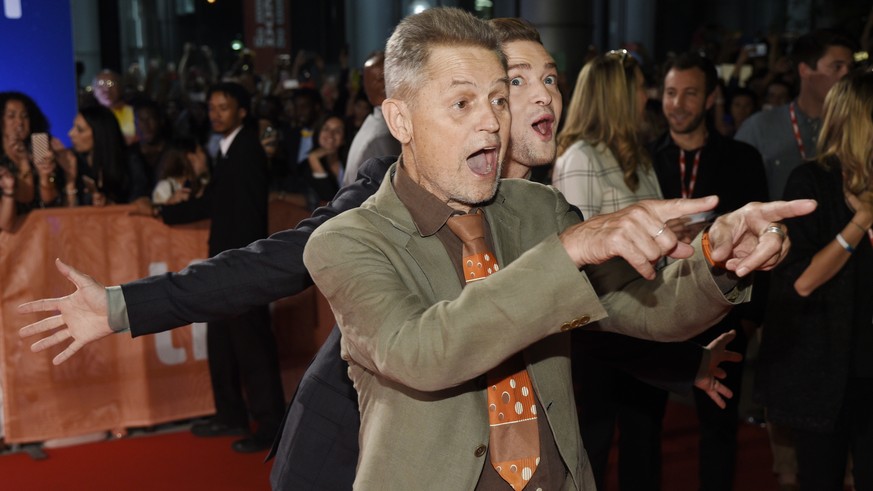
[0,206,213,443]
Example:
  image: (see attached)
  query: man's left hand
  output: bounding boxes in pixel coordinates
[694,330,742,409]
[708,199,817,276]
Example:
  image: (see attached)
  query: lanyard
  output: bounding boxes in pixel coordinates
[679,149,701,199]
[789,102,807,160]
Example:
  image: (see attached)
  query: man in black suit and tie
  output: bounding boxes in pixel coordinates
[151,81,286,453]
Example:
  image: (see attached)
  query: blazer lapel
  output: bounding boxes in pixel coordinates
[368,165,462,302]
[484,191,522,266]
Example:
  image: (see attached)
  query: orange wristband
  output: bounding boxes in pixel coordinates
[701,231,726,269]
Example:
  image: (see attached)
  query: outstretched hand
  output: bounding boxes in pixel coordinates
[694,330,743,409]
[708,199,817,276]
[560,196,719,279]
[18,259,114,365]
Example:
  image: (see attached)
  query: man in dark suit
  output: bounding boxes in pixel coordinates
[153,81,285,453]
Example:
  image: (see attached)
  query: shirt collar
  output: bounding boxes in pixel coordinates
[393,158,458,237]
[219,125,244,156]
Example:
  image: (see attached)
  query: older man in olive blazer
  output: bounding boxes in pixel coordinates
[305,162,754,489]
[301,8,810,490]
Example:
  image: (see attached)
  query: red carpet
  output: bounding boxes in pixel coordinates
[0,402,778,490]
[0,427,272,490]
[606,401,779,491]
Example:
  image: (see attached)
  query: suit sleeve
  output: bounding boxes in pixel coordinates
[583,236,752,342]
[575,330,703,394]
[123,157,392,336]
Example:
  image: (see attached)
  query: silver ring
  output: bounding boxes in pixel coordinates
[764,224,786,239]
[653,223,667,238]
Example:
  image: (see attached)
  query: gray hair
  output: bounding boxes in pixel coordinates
[384,7,506,103]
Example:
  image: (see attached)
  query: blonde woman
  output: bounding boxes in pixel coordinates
[756,68,873,491]
[553,49,668,490]
[553,49,658,218]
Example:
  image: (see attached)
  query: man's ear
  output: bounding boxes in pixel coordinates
[797,61,813,80]
[383,98,412,145]
[705,90,717,111]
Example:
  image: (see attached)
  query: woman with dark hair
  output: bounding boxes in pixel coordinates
[151,137,209,204]
[63,104,150,206]
[299,113,346,207]
[0,91,65,231]
[132,98,172,187]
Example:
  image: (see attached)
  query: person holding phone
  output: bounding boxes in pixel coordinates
[0,91,65,232]
[151,136,209,205]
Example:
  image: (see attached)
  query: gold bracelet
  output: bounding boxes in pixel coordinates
[849,220,868,233]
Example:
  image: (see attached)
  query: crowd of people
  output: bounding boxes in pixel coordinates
[5,6,873,491]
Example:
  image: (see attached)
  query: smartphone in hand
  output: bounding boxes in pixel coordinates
[82,175,98,194]
[31,132,50,163]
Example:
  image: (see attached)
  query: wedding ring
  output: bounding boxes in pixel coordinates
[763,224,786,239]
[653,223,667,238]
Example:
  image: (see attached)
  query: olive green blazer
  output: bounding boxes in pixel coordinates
[303,164,748,490]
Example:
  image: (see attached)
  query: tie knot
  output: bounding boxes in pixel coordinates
[446,212,486,244]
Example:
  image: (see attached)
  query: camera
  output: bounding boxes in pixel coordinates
[745,43,767,58]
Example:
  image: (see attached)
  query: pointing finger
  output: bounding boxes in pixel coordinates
[645,196,719,223]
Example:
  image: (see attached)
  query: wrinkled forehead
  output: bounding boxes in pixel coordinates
[423,43,506,79]
[503,40,554,67]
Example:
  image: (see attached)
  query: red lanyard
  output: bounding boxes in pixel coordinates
[679,149,701,199]
[789,102,807,160]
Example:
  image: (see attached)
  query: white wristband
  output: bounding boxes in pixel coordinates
[835,233,855,253]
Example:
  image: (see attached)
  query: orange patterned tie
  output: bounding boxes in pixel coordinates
[446,212,539,490]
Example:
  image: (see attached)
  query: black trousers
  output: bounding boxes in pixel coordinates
[207,305,286,439]
[794,377,873,491]
[691,324,748,491]
[576,359,669,491]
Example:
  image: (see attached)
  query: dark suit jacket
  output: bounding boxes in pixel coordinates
[159,125,268,256]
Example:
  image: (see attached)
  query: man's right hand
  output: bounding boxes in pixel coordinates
[559,196,720,279]
[18,259,114,365]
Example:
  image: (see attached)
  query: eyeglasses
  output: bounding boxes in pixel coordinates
[95,79,117,88]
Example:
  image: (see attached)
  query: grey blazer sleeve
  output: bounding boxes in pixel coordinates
[122,156,394,337]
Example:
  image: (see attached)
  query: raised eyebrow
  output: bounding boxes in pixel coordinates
[508,62,532,72]
[489,77,510,98]
[449,78,476,88]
